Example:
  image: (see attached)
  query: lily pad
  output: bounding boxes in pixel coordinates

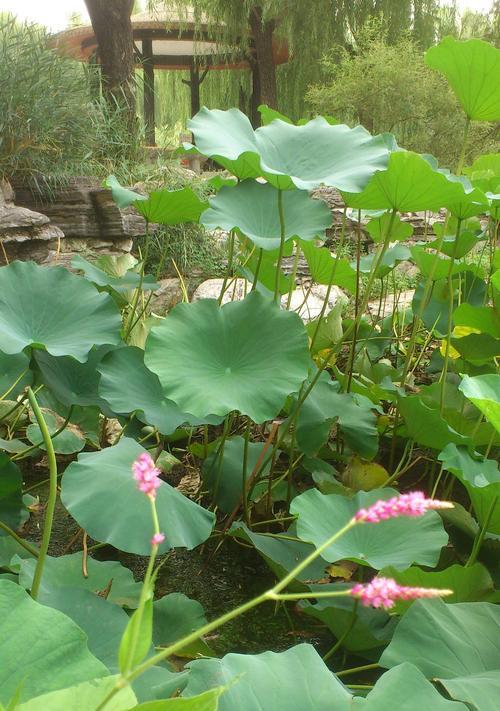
[153,593,214,658]
[0,579,107,704]
[145,292,310,423]
[187,107,390,191]
[61,438,215,555]
[201,180,332,250]
[292,488,448,570]
[459,374,500,433]
[425,37,500,121]
[0,261,121,361]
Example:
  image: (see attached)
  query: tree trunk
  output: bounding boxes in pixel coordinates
[249,6,277,126]
[84,0,136,127]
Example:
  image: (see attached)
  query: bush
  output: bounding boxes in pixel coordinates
[306,27,498,168]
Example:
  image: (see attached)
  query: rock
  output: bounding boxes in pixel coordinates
[282,283,347,322]
[192,278,250,304]
[149,277,184,314]
[367,289,414,318]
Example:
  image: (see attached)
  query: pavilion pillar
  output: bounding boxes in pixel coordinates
[143,38,155,146]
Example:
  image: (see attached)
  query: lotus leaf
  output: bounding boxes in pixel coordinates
[17,676,137,711]
[0,350,32,398]
[0,453,28,531]
[459,374,500,433]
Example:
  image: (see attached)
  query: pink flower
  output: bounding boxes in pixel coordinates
[132,452,162,499]
[354,491,453,524]
[350,577,453,609]
[151,532,165,546]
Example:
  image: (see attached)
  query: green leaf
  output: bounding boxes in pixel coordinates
[202,436,278,513]
[0,453,28,532]
[380,599,500,709]
[119,598,153,673]
[238,243,293,295]
[459,374,500,433]
[17,552,142,608]
[380,564,494,613]
[201,180,332,250]
[438,443,500,488]
[425,37,500,121]
[0,579,107,704]
[129,688,224,710]
[439,671,500,711]
[356,663,466,710]
[61,438,215,555]
[105,175,146,208]
[0,536,36,567]
[72,254,159,294]
[26,408,86,455]
[17,675,137,711]
[466,481,500,534]
[300,240,357,293]
[453,303,500,339]
[366,212,413,243]
[187,108,390,191]
[0,261,121,362]
[0,351,32,399]
[153,593,214,658]
[342,151,488,215]
[464,153,500,194]
[258,104,294,125]
[358,243,411,279]
[292,488,448,570]
[134,188,208,225]
[398,395,471,449]
[145,292,310,423]
[183,643,352,710]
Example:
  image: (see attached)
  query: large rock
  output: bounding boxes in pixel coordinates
[149,277,184,314]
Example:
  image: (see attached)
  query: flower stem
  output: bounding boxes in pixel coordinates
[27,388,58,600]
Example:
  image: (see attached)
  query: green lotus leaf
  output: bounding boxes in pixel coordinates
[134,188,209,225]
[183,643,352,710]
[105,175,146,208]
[0,261,121,361]
[18,552,142,608]
[201,180,332,250]
[72,254,159,294]
[145,292,310,423]
[342,151,488,215]
[130,688,224,711]
[425,37,500,121]
[187,107,390,191]
[453,304,500,339]
[258,104,294,125]
[153,593,214,658]
[61,438,215,555]
[398,394,471,450]
[356,663,466,710]
[17,675,137,711]
[292,488,448,570]
[0,350,32,399]
[26,408,86,455]
[380,599,500,709]
[439,671,500,711]
[464,153,500,194]
[0,453,28,532]
[299,240,357,293]
[466,480,500,534]
[238,243,293,295]
[300,584,396,653]
[438,443,500,488]
[366,212,413,243]
[0,536,36,567]
[203,436,280,513]
[410,247,474,281]
[428,230,484,259]
[459,374,500,433]
[0,579,107,704]
[358,244,411,279]
[97,346,222,431]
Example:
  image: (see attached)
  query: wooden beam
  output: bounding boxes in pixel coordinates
[143,38,155,146]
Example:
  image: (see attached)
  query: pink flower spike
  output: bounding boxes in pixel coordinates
[353,491,453,524]
[132,452,162,499]
[350,577,453,610]
[151,532,165,546]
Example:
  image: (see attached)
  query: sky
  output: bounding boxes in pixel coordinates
[0,0,495,31]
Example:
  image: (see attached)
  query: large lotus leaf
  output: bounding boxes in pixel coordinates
[34,347,114,411]
[202,436,278,513]
[354,663,466,710]
[0,452,28,531]
[72,254,159,294]
[398,394,471,450]
[466,481,500,534]
[105,175,147,208]
[439,672,500,711]
[229,523,327,585]
[0,536,36,567]
[380,564,494,613]
[292,488,448,570]
[17,675,137,711]
[299,239,357,293]
[0,579,107,704]
[300,585,396,653]
[0,261,121,361]
[153,593,213,658]
[438,443,500,488]
[366,212,413,243]
[98,346,193,434]
[357,244,411,279]
[294,373,379,459]
[342,151,486,214]
[0,350,32,398]
[61,438,215,555]
[238,242,293,295]
[26,408,86,455]
[464,153,500,194]
[459,374,500,433]
[187,108,390,191]
[145,292,310,423]
[18,552,142,608]
[183,643,352,711]
[425,37,500,121]
[134,188,209,225]
[130,688,224,711]
[380,599,500,708]
[201,181,332,250]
